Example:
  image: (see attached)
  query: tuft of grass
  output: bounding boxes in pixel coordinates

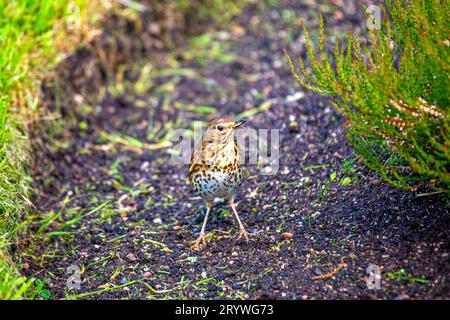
[285,0,449,192]
[0,258,37,300]
[386,269,429,285]
[0,0,103,300]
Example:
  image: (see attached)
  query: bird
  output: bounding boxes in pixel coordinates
[189,117,248,249]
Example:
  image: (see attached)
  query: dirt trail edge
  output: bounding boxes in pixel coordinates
[26,0,449,299]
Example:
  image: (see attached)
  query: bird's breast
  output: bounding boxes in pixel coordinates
[189,164,243,199]
[189,137,243,199]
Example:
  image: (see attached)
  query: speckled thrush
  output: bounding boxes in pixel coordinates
[189,117,248,249]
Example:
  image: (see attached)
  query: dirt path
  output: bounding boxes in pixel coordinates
[25,0,449,299]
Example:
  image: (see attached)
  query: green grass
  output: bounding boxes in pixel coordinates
[0,258,36,300]
[386,269,429,285]
[0,0,95,300]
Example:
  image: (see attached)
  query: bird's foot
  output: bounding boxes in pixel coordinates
[237,228,249,242]
[190,232,211,250]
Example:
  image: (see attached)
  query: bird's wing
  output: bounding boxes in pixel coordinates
[188,142,203,176]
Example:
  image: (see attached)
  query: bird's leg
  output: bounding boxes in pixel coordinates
[228,197,248,241]
[191,201,212,249]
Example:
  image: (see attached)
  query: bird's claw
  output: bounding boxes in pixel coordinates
[238,229,249,242]
[190,232,210,250]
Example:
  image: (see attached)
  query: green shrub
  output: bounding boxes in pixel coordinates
[285,0,449,191]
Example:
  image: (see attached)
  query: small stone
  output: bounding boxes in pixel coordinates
[231,25,245,37]
[120,277,128,285]
[140,161,150,171]
[282,232,293,240]
[349,253,358,260]
[311,211,321,218]
[231,251,238,257]
[155,284,162,290]
[273,59,282,68]
[144,272,152,278]
[153,218,162,224]
[201,271,207,279]
[149,23,161,34]
[286,91,305,103]
[334,11,344,21]
[73,94,84,105]
[80,252,89,259]
[126,253,137,261]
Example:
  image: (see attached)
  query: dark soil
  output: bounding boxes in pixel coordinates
[24,0,449,299]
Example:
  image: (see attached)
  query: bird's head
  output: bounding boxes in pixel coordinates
[203,117,246,144]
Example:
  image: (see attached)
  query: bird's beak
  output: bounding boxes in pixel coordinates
[233,118,247,129]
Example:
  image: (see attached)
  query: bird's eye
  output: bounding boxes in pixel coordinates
[217,125,224,131]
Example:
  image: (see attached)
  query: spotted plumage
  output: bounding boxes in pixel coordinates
[189,117,248,249]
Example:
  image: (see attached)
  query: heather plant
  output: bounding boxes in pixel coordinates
[285,0,449,192]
